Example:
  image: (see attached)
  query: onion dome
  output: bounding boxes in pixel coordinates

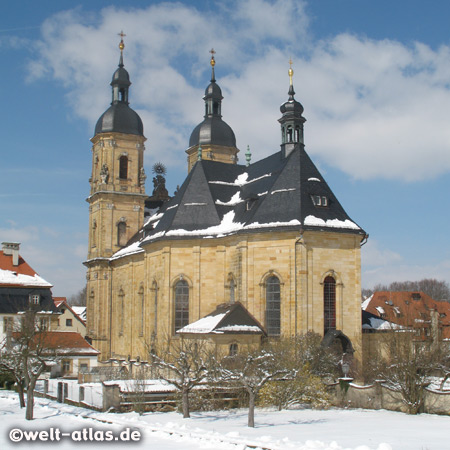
[189,50,236,148]
[278,59,306,156]
[95,34,143,136]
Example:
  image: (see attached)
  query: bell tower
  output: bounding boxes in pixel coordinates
[87,34,147,260]
[85,33,147,357]
[186,50,239,172]
[278,59,306,158]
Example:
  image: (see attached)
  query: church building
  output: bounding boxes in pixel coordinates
[85,38,367,364]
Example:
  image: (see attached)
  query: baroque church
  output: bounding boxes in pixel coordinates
[85,38,367,364]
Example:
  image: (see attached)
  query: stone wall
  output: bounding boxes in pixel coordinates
[330,379,450,415]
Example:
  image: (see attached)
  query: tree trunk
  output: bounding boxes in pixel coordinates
[182,390,190,418]
[248,391,256,427]
[17,382,25,408]
[25,378,37,421]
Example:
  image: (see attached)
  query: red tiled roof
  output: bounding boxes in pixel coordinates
[53,297,67,307]
[363,291,450,339]
[13,331,99,355]
[0,250,38,277]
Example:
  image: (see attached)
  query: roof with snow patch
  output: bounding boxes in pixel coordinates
[113,145,365,259]
[177,301,266,335]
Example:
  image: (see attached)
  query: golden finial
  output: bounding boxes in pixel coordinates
[118,30,126,51]
[210,48,216,67]
[288,58,294,86]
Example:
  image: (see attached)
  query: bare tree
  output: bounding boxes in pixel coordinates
[150,339,210,418]
[365,278,450,301]
[0,308,58,420]
[211,347,292,427]
[373,327,446,414]
[67,285,87,306]
[258,333,338,411]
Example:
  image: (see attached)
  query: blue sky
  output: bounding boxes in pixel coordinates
[1,0,449,297]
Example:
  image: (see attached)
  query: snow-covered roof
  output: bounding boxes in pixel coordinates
[0,268,52,288]
[177,302,266,336]
[111,146,365,260]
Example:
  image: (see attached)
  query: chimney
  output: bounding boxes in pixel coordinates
[2,242,20,266]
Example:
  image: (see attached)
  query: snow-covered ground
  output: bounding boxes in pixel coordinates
[0,390,447,449]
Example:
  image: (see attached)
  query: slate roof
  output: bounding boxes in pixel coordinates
[177,302,266,335]
[131,145,364,247]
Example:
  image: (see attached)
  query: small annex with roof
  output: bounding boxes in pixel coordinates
[177,302,266,356]
[85,39,367,369]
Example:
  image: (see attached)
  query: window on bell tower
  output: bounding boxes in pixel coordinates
[117,221,127,247]
[119,155,128,179]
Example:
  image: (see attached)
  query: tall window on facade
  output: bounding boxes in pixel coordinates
[229,277,235,304]
[152,281,158,337]
[138,285,144,337]
[117,221,127,247]
[324,276,336,334]
[119,155,128,179]
[265,275,281,336]
[174,280,189,332]
[91,220,97,247]
[118,289,125,335]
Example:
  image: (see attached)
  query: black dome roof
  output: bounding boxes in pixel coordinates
[189,116,236,147]
[95,103,143,136]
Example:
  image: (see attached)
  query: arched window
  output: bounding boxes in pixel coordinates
[91,220,97,248]
[324,276,336,334]
[119,155,128,179]
[174,279,189,332]
[152,281,158,337]
[138,285,144,337]
[286,126,293,142]
[118,288,125,335]
[117,221,127,247]
[265,275,281,336]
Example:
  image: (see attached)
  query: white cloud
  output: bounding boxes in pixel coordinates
[28,0,450,184]
[1,224,86,297]
[362,240,450,288]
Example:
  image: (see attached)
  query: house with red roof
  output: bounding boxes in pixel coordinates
[362,291,450,340]
[1,242,100,377]
[53,297,87,337]
[0,242,57,343]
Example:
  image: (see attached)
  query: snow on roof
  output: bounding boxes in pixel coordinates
[361,295,373,311]
[103,379,176,393]
[304,215,360,230]
[271,188,296,194]
[111,241,144,260]
[0,268,52,287]
[209,172,272,187]
[362,317,401,331]
[375,306,385,315]
[215,191,244,206]
[177,312,227,334]
[72,306,87,322]
[214,325,262,333]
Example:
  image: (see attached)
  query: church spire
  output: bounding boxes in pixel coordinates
[278,59,306,158]
[111,31,131,105]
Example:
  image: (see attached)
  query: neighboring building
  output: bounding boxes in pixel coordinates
[85,40,367,365]
[42,331,99,378]
[0,242,58,343]
[362,291,450,340]
[53,298,87,337]
[1,242,99,378]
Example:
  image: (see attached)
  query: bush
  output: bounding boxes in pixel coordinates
[259,365,331,410]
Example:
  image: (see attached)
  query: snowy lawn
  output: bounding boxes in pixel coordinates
[0,390,448,449]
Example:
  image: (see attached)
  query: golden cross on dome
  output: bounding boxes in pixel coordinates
[118,30,126,51]
[288,57,294,85]
[210,48,216,67]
